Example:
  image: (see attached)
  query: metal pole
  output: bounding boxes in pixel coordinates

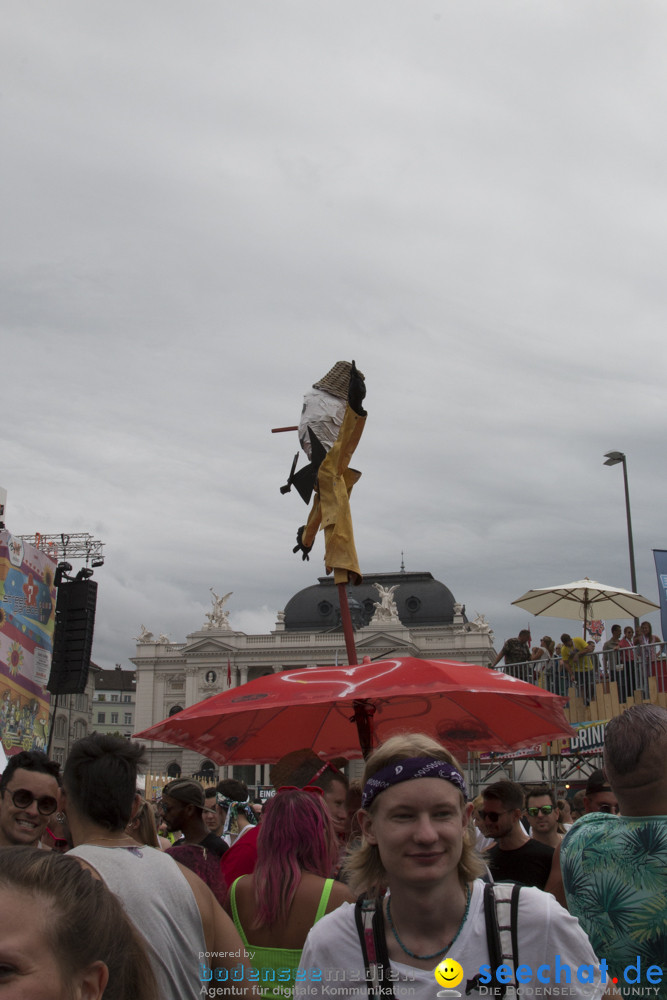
[620,455,640,631]
[604,451,639,631]
[46,693,59,757]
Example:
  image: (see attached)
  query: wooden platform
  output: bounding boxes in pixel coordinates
[564,676,667,724]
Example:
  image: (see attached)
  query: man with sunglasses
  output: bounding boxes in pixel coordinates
[0,749,60,848]
[524,784,562,848]
[481,780,554,889]
[582,768,619,815]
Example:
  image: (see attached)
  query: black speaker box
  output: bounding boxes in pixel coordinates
[48,578,98,695]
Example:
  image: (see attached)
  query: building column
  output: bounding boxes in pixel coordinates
[185,666,198,707]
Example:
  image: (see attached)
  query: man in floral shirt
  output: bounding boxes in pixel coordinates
[561,705,667,999]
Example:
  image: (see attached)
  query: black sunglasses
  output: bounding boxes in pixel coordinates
[527,805,553,816]
[9,788,58,816]
[478,809,508,823]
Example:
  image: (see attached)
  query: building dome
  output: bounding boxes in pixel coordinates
[283,571,462,631]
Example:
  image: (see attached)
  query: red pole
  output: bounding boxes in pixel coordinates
[337,582,358,665]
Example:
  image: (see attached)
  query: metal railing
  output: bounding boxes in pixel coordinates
[493,640,666,705]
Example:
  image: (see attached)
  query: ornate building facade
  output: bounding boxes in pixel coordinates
[132,571,496,784]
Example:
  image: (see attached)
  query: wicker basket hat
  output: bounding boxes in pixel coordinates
[313,361,364,400]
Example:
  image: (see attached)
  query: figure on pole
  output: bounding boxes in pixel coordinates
[280,360,367,587]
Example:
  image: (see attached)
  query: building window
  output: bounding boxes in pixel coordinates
[124,713,132,725]
[55,716,67,739]
[97,713,106,724]
[233,764,256,787]
[168,705,183,717]
[72,720,87,740]
[98,694,105,702]
[111,694,119,702]
[123,695,131,703]
[167,762,182,778]
[110,713,118,725]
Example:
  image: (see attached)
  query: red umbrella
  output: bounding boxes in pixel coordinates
[134,657,574,764]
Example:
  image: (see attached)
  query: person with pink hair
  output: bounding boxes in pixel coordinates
[227,787,354,999]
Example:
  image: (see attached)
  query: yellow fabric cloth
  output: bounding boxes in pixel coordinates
[301,405,366,585]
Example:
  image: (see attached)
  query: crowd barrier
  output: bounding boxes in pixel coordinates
[493,640,667,722]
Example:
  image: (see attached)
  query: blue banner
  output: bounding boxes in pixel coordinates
[653,549,667,642]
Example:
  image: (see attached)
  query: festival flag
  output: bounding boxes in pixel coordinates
[587,619,604,640]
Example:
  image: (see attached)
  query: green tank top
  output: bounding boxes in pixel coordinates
[230,876,334,1000]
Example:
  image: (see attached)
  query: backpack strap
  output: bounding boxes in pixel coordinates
[480,883,521,999]
[354,893,395,1000]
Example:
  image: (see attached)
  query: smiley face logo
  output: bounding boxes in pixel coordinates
[435,958,464,991]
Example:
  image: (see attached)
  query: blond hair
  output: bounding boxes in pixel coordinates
[127,797,160,849]
[343,732,485,895]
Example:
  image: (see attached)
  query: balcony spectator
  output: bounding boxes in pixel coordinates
[489,629,531,680]
[531,636,554,689]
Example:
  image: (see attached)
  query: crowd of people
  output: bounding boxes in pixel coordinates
[491,622,665,703]
[0,707,665,999]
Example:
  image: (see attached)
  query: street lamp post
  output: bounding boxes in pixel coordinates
[603,450,639,630]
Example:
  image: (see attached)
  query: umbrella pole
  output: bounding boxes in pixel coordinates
[352,699,375,758]
[337,582,358,665]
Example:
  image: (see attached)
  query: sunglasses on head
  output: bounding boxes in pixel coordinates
[277,785,324,797]
[478,809,507,823]
[8,788,58,816]
[527,805,553,816]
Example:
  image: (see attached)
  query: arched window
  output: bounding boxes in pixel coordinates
[55,715,67,739]
[195,759,216,781]
[72,720,87,741]
[167,762,182,778]
[168,705,184,717]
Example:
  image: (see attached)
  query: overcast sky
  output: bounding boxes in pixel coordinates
[4,1,666,671]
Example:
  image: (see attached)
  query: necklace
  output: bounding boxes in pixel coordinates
[385,884,471,961]
[87,835,137,847]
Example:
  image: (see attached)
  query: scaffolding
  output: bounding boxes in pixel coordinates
[19,532,105,567]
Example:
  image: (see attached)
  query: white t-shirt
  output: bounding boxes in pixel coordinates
[296,879,604,1000]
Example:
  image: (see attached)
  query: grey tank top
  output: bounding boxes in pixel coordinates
[70,843,206,1000]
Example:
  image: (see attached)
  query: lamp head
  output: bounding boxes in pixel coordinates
[603,450,625,467]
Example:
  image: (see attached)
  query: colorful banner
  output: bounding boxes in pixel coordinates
[653,549,667,643]
[480,720,608,761]
[562,719,607,755]
[0,530,56,754]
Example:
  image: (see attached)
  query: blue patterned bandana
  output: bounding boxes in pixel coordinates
[361,757,468,809]
[216,794,258,834]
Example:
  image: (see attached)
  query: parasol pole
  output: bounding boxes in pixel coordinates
[352,699,375,758]
[337,582,358,665]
